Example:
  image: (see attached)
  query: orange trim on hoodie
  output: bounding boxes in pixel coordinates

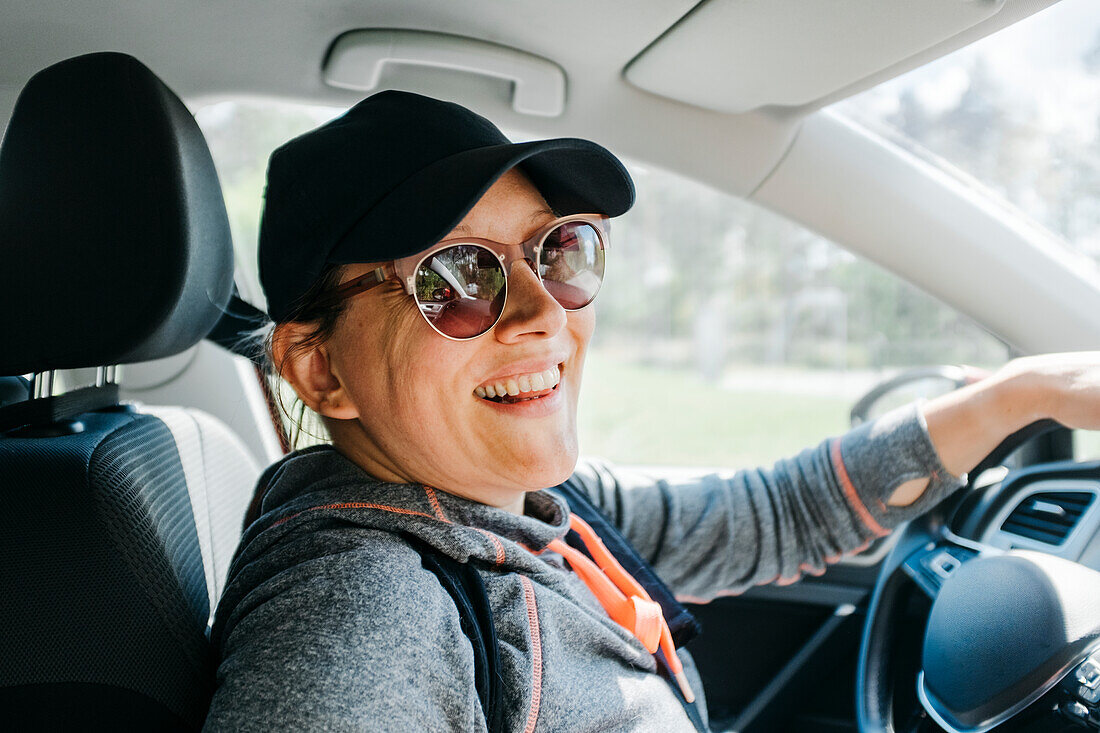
[270,502,437,527]
[830,439,889,537]
[519,575,542,733]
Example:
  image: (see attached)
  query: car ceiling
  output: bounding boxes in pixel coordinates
[0,0,1061,197]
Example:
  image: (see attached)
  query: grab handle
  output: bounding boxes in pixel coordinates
[324,29,566,117]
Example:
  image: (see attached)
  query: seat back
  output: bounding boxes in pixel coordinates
[1,411,214,730]
[0,52,257,729]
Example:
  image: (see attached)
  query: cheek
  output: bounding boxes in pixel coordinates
[360,313,467,425]
[573,308,595,340]
[567,308,595,366]
[330,300,425,401]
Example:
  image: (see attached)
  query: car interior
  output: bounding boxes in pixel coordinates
[2,1,1100,731]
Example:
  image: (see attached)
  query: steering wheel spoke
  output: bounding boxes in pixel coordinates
[857,514,1005,733]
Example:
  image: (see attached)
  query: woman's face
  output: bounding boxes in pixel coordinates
[316,169,595,510]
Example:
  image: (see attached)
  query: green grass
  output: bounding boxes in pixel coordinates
[577,354,852,470]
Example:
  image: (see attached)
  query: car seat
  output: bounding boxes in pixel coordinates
[0,52,259,730]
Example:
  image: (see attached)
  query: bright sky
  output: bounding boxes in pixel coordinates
[850,0,1100,143]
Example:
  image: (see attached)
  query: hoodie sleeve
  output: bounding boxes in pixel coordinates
[204,528,485,732]
[568,402,963,601]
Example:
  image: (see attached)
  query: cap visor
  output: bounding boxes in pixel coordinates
[329,137,634,263]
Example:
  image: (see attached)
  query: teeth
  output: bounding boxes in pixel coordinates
[475,365,562,399]
[542,367,561,389]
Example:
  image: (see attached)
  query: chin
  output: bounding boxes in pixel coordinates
[514,444,578,490]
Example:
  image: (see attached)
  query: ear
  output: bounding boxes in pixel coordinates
[270,322,360,420]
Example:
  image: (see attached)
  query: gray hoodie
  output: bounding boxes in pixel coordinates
[204,403,960,731]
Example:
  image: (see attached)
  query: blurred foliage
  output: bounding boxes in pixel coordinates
[839,6,1100,262]
[197,102,340,297]
[594,162,1007,375]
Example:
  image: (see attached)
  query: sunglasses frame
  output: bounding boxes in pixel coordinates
[323,213,610,340]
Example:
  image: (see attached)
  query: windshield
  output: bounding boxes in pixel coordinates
[833,0,1100,265]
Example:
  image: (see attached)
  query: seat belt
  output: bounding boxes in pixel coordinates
[408,523,708,733]
[553,479,708,732]
[552,479,702,646]
[403,534,505,733]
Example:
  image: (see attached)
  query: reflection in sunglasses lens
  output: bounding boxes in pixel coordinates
[415,245,505,339]
[540,222,605,310]
[413,222,605,339]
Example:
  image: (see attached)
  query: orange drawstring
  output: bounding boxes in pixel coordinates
[545,514,695,703]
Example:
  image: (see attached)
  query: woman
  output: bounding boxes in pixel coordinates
[204,90,1100,732]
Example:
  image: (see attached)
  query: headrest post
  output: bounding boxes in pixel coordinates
[95,366,119,387]
[31,371,55,399]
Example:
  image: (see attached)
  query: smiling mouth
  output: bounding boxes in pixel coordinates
[474,364,563,404]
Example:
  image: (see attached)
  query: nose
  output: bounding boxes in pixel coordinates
[493,259,567,343]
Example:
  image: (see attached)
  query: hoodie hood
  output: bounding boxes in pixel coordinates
[231,446,573,579]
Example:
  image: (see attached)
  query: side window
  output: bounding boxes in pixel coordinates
[197,101,343,308]
[579,163,1009,469]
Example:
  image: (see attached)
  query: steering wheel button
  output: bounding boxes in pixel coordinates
[1079,684,1100,704]
[1066,701,1091,720]
[1077,659,1100,689]
[928,551,961,579]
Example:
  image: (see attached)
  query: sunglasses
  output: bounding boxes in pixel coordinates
[322,214,609,340]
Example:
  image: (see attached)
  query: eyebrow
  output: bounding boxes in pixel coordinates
[449,208,557,236]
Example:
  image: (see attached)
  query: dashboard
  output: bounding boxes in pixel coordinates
[952,459,1100,569]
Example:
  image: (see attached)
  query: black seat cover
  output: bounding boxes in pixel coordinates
[0,412,211,730]
[0,52,254,730]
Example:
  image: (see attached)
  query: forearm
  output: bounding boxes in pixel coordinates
[923,370,1041,479]
[573,353,1100,598]
[573,407,962,599]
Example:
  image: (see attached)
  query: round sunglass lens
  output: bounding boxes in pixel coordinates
[538,221,605,309]
[415,245,505,338]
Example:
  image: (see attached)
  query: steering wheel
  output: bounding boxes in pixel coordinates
[856,421,1100,733]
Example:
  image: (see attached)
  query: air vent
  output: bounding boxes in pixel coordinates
[1001,491,1095,546]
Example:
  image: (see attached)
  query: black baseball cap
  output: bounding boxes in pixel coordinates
[258,90,635,322]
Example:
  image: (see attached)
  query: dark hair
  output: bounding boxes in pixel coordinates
[264,263,350,448]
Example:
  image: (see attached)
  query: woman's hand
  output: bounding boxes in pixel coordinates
[994,352,1100,432]
[891,352,1100,506]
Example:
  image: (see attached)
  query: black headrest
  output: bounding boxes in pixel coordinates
[0,52,233,375]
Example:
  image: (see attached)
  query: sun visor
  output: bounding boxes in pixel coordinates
[624,0,1005,114]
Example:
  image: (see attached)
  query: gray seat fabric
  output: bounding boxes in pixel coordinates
[143,405,260,626]
[0,51,261,729]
